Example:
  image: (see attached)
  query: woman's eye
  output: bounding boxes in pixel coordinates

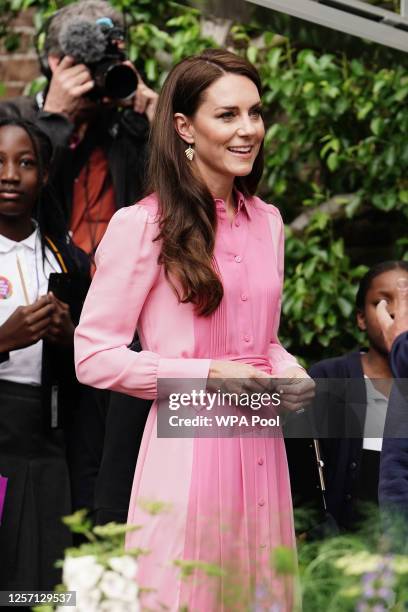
[219,112,235,120]
[20,158,36,168]
[250,108,263,118]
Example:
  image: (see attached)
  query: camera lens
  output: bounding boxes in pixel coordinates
[103,63,138,99]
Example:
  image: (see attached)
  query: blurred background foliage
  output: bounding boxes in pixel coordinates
[1,0,408,364]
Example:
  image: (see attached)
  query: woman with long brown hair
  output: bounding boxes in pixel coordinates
[75,49,314,610]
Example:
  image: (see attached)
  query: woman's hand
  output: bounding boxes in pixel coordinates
[0,294,54,352]
[273,366,316,412]
[208,360,274,395]
[44,294,75,347]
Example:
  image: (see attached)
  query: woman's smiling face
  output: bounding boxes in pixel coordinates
[176,73,265,191]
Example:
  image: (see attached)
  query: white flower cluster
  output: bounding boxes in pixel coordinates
[57,555,139,612]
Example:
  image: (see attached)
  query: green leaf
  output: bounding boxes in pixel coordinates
[357,101,373,120]
[338,297,353,318]
[385,146,396,167]
[331,240,344,258]
[372,192,397,211]
[302,258,317,279]
[370,117,383,136]
[306,99,320,117]
[345,193,362,218]
[271,546,297,575]
[144,58,157,81]
[247,45,258,64]
[267,47,282,71]
[327,152,339,172]
[350,59,364,76]
[394,86,408,102]
[303,81,315,94]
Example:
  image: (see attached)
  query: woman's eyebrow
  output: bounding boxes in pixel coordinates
[214,105,238,111]
[214,102,263,111]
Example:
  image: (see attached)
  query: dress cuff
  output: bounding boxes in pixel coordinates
[272,361,306,376]
[158,358,211,381]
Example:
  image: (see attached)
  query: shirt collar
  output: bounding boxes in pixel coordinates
[364,377,388,403]
[0,221,39,254]
[214,190,253,220]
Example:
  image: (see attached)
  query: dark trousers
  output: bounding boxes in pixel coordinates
[66,386,151,524]
[94,392,151,524]
[0,380,71,591]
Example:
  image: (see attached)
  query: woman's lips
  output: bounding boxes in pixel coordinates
[0,191,22,200]
[227,146,254,159]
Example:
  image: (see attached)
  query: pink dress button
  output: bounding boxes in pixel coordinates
[235,220,240,227]
[241,294,248,301]
[234,255,242,263]
[258,499,265,507]
[244,335,250,342]
[258,458,264,466]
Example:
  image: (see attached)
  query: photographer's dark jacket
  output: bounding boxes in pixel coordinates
[0,95,149,220]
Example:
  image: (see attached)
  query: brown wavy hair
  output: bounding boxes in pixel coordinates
[148,48,264,316]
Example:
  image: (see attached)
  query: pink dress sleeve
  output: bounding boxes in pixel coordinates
[74,206,211,399]
[267,208,300,375]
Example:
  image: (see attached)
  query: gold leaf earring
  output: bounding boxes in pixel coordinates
[185,144,195,161]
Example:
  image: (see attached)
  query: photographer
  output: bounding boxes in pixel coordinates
[1,0,157,260]
[0,0,155,522]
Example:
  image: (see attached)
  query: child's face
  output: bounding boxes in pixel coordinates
[357,268,408,355]
[0,125,41,223]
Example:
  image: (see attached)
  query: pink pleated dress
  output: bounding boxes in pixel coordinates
[75,192,300,611]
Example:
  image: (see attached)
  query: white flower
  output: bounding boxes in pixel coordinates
[108,556,138,580]
[99,600,140,612]
[100,570,139,602]
[75,587,101,612]
[63,555,104,591]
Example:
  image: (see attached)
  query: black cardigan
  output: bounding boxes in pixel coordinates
[308,351,370,530]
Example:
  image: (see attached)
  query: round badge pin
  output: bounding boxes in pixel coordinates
[0,276,13,300]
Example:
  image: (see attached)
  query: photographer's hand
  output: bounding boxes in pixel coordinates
[133,76,158,124]
[43,56,95,122]
[118,63,158,124]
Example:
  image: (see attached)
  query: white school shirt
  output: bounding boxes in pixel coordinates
[362,376,388,452]
[0,226,60,385]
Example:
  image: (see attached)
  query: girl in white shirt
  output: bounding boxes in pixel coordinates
[0,117,89,591]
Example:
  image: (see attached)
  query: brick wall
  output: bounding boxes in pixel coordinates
[0,10,41,100]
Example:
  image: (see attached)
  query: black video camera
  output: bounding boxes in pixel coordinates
[59,17,137,100]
